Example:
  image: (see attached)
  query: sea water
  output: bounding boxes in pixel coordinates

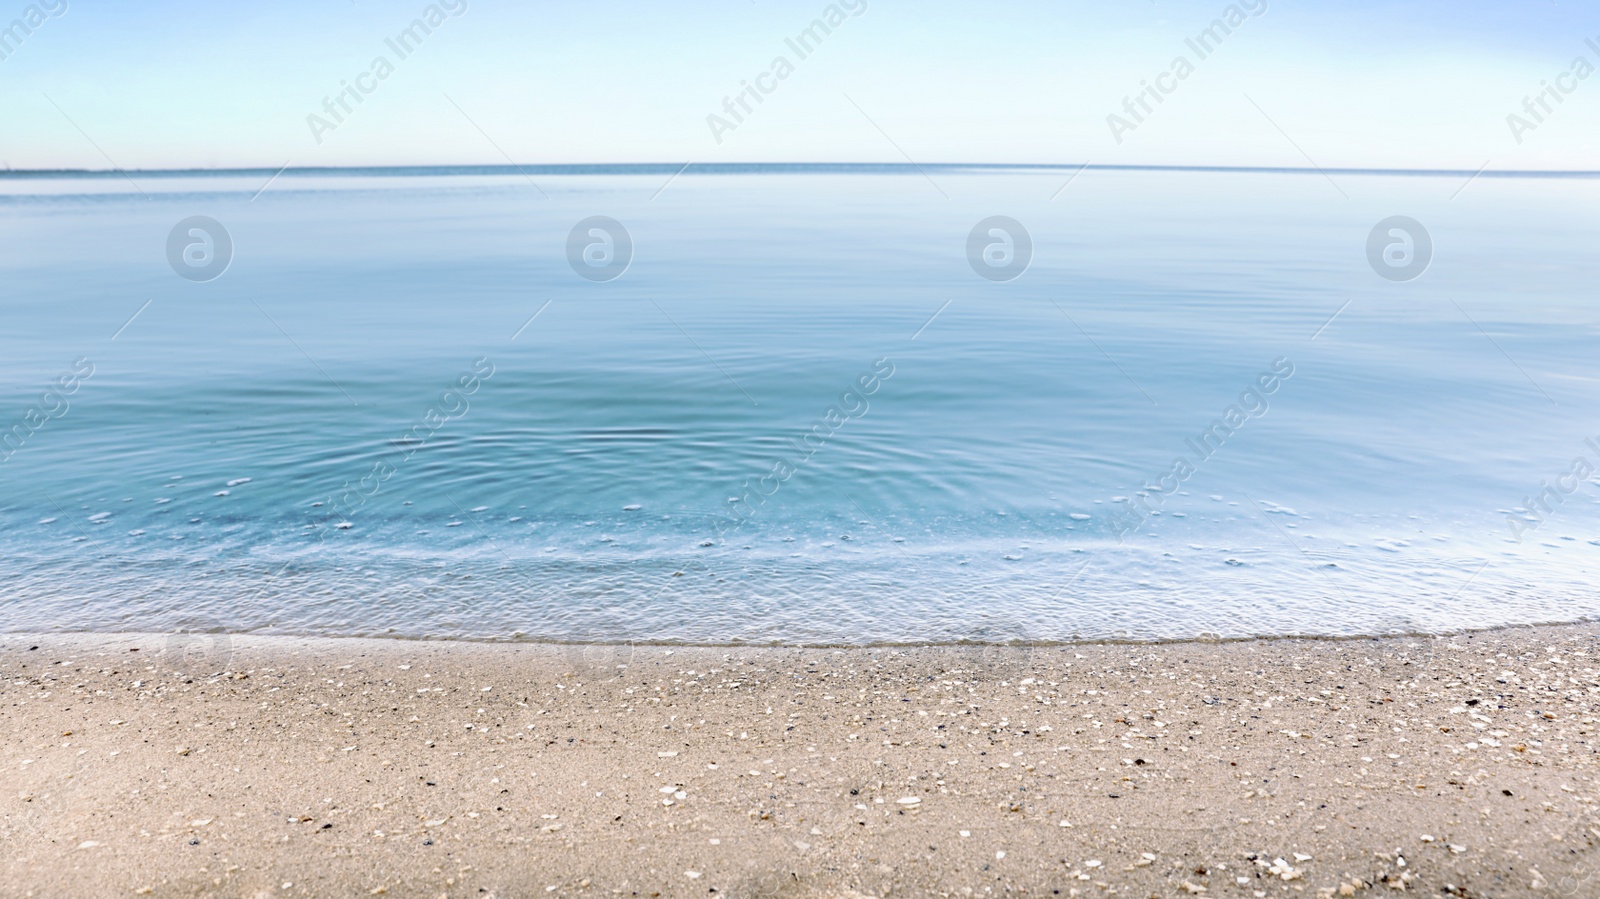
[1,165,1596,644]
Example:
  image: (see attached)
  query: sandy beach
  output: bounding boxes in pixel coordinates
[3,625,1599,898]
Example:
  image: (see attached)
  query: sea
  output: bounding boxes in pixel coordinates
[1,164,1596,646]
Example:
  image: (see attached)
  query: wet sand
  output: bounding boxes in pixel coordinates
[3,625,1599,897]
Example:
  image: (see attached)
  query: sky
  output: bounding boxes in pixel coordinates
[1,0,1596,170]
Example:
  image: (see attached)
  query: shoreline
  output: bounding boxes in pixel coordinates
[4,624,1599,897]
[8,615,1598,650]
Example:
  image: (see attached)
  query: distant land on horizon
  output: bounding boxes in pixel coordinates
[3,162,1599,179]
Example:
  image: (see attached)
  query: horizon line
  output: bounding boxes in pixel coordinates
[2,162,1598,179]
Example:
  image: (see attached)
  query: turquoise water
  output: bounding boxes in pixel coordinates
[1,165,1597,644]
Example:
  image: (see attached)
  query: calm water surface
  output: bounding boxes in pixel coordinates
[1,166,1596,644]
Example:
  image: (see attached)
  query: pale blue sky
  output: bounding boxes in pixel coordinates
[1,0,1595,169]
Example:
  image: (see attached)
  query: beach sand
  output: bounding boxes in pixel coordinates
[3,625,1599,898]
